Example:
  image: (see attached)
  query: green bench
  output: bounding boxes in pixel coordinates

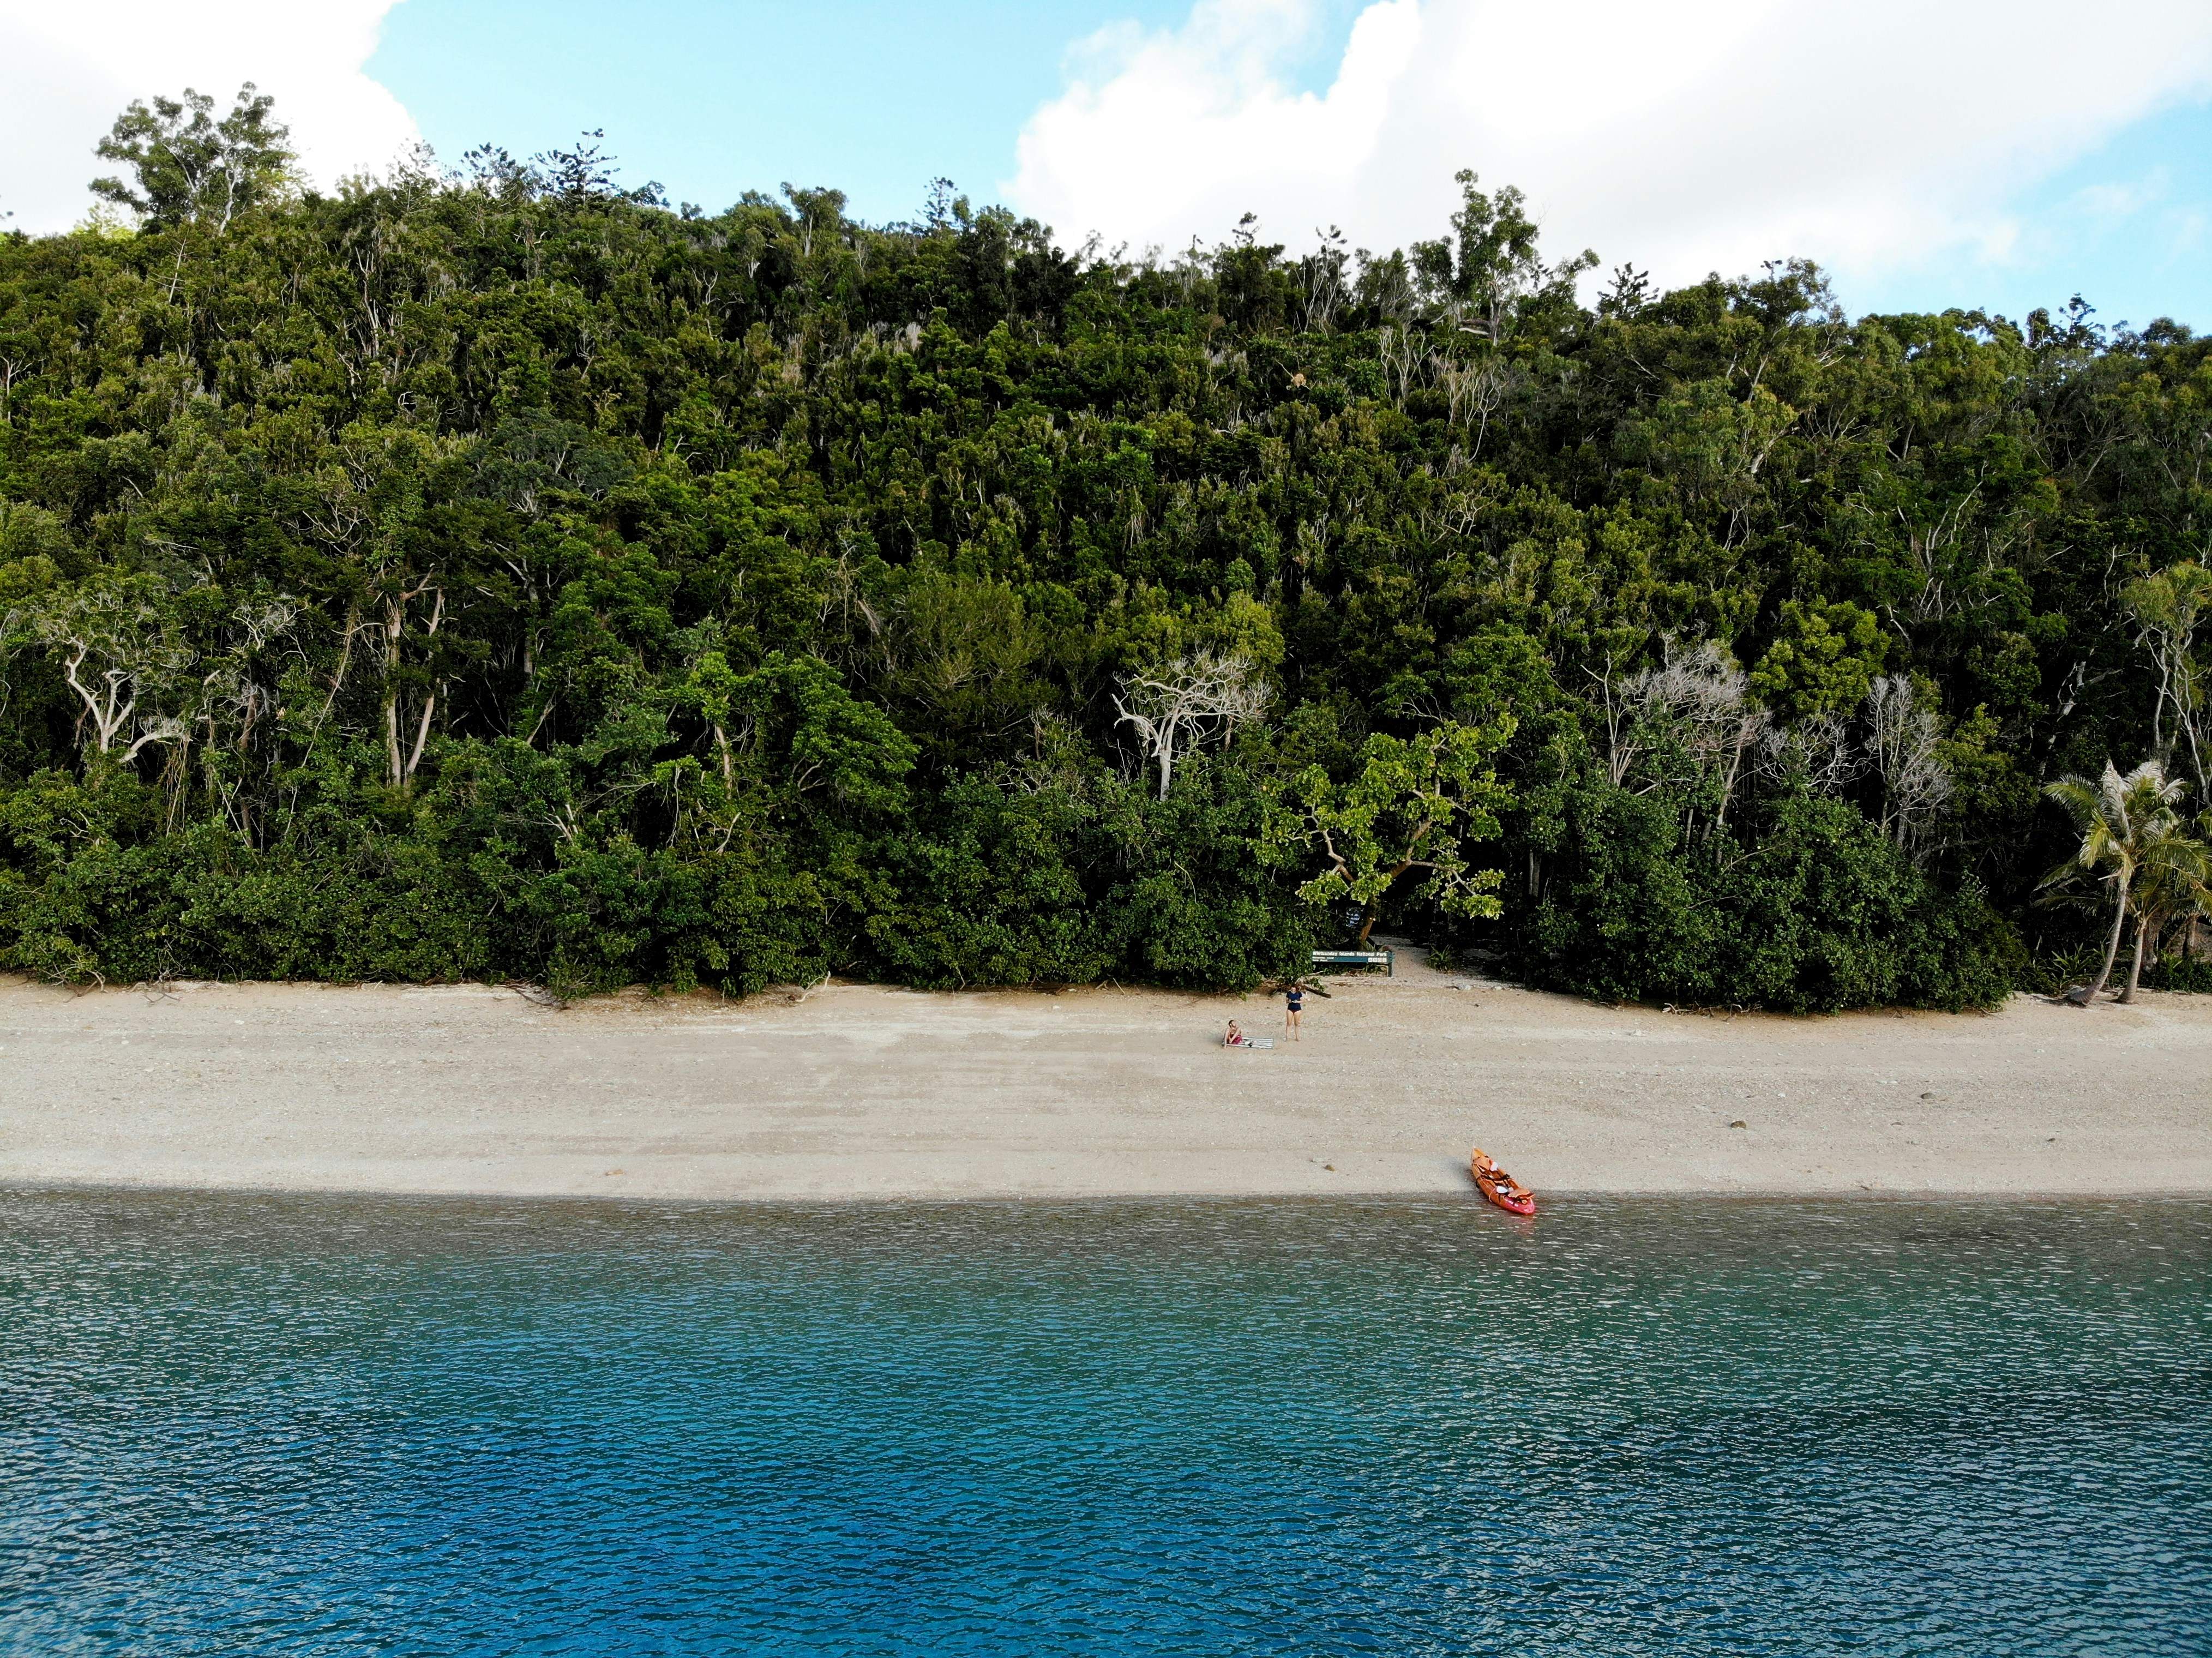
[1311,948,1394,977]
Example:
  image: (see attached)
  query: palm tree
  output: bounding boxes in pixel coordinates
[2040,760,2190,1002]
[2119,822,2212,1002]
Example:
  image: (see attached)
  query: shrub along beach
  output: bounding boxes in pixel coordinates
[1,88,2208,1013]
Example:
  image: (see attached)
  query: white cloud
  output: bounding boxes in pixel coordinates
[1007,0,2212,294]
[2069,172,2169,223]
[0,1,418,232]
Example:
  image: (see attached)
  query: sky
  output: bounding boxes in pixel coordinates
[3,0,2210,329]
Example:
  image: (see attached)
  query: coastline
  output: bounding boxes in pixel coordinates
[7,961,2209,1202]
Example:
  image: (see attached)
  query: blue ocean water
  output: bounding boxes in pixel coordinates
[2,1192,2207,1656]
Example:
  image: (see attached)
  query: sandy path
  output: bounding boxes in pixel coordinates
[3,960,2208,1200]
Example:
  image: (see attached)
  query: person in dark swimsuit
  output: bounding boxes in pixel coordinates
[1284,984,1304,1041]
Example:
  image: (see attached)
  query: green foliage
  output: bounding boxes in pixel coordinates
[1526,782,2021,1012]
[1750,599,1888,719]
[871,763,1311,991]
[91,84,294,230]
[2148,951,2212,994]
[1264,719,1515,941]
[2121,559,2211,797]
[2037,760,2199,999]
[3,88,2205,1010]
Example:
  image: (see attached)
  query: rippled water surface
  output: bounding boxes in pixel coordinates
[2,1192,2208,1655]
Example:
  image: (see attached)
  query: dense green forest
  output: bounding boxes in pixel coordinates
[2,88,2208,1006]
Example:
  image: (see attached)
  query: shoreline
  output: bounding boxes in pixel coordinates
[7,960,2209,1201]
[13,1180,2212,1207]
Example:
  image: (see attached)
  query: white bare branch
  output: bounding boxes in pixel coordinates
[1758,712,1862,796]
[1866,675,1953,852]
[1594,639,1770,808]
[1114,650,1271,800]
[19,581,196,760]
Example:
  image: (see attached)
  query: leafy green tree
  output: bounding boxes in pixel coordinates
[91,85,294,230]
[733,652,916,814]
[1750,599,1888,719]
[1411,169,1595,343]
[2123,560,2211,798]
[1265,719,1516,945]
[1527,780,2017,1012]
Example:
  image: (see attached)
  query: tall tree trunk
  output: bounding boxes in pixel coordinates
[384,692,404,789]
[383,597,406,788]
[403,688,437,785]
[2119,911,2152,1004]
[2088,873,2132,999]
[315,609,359,732]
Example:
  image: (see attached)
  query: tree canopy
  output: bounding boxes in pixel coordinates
[91,85,294,232]
[0,92,2207,1005]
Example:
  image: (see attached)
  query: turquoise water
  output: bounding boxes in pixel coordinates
[2,1192,2208,1656]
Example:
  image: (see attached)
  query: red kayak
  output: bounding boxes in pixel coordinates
[1470,1147,1535,1215]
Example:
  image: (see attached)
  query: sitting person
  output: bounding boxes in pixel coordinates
[1225,1019,1248,1047]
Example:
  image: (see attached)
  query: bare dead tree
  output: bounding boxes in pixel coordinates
[1588,646,1645,788]
[1592,640,1770,821]
[1114,651,1271,800]
[1434,355,1518,459]
[1865,676,1953,853]
[1377,326,1420,410]
[1299,226,1349,334]
[1759,712,1862,796]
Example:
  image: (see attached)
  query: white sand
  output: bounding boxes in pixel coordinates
[4,956,2208,1200]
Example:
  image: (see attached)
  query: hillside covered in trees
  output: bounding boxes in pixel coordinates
[1,88,2207,1007]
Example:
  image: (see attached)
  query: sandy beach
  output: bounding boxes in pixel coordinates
[8,951,2210,1200]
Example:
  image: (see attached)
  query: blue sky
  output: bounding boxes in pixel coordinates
[7,0,2209,331]
[366,0,1261,224]
[364,0,2212,330]
[1844,98,2212,331]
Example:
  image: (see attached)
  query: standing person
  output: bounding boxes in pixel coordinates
[1284,982,1305,1042]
